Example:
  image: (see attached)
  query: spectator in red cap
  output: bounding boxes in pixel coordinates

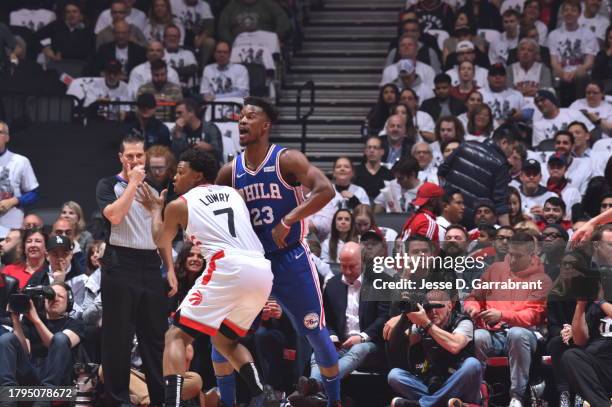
[400,182,444,242]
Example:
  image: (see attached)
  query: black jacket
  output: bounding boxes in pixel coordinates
[419,96,466,122]
[36,21,95,60]
[438,139,510,227]
[380,135,414,165]
[323,274,389,345]
[92,41,146,76]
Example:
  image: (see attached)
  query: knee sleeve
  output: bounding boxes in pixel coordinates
[211,345,228,364]
[305,327,337,369]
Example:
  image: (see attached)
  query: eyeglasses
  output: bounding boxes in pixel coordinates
[602,203,612,209]
[149,166,167,173]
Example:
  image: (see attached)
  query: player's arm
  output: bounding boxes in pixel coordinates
[215,162,233,187]
[571,206,612,244]
[280,149,334,225]
[155,199,187,297]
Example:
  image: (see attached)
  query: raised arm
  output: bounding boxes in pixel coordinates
[571,206,612,244]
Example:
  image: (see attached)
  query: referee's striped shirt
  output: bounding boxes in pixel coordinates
[96,175,157,250]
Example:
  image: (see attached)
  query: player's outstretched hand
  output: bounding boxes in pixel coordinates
[570,221,595,247]
[137,184,166,213]
[271,219,290,249]
[167,269,178,297]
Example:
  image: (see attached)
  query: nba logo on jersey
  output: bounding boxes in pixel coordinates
[303,312,320,330]
[189,290,203,306]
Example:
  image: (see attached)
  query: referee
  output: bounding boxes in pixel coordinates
[96,134,176,407]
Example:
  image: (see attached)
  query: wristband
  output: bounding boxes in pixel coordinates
[280,218,291,229]
[423,321,434,332]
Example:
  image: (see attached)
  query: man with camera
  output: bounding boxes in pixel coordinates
[387,289,481,407]
[0,282,84,401]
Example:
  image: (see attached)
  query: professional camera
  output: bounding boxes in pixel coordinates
[8,285,56,314]
[398,291,445,313]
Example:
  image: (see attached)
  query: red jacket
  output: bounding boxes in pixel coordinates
[464,257,552,330]
[400,209,439,242]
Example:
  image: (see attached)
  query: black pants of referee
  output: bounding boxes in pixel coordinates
[101,245,168,407]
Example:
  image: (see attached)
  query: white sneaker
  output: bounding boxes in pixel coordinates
[508,397,523,407]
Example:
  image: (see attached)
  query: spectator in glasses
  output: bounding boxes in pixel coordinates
[145,145,176,193]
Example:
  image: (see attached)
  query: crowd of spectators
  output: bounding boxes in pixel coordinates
[0,0,611,407]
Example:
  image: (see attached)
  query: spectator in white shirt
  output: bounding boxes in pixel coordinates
[437,190,466,240]
[381,35,435,95]
[480,63,526,127]
[489,9,521,64]
[507,38,553,98]
[518,158,559,218]
[412,142,439,184]
[400,88,435,142]
[568,120,593,157]
[170,0,215,65]
[10,3,55,33]
[578,0,609,42]
[96,0,147,50]
[445,41,490,89]
[128,40,180,97]
[549,131,594,194]
[521,0,548,45]
[95,0,146,34]
[547,0,599,106]
[544,153,582,218]
[374,156,422,213]
[532,89,593,147]
[568,80,612,135]
[143,0,185,45]
[163,24,198,84]
[200,41,249,100]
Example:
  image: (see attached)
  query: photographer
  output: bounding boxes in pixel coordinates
[387,290,481,407]
[0,282,84,391]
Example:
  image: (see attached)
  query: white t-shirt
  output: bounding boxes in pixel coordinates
[143,19,186,45]
[230,30,280,71]
[374,179,421,213]
[200,63,250,98]
[481,87,526,127]
[489,33,519,64]
[568,99,612,125]
[114,46,129,75]
[10,8,55,32]
[94,8,147,34]
[510,61,543,89]
[518,188,559,214]
[128,61,180,97]
[578,12,609,41]
[170,0,214,32]
[164,48,198,72]
[418,162,440,185]
[381,60,435,89]
[532,108,595,147]
[446,65,489,89]
[540,156,594,195]
[547,25,599,72]
[535,21,549,46]
[66,77,131,107]
[0,151,39,237]
[500,0,524,13]
[414,111,435,135]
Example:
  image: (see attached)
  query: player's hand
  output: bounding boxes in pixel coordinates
[383,315,401,341]
[167,268,178,297]
[137,184,165,213]
[341,335,361,349]
[478,309,502,325]
[571,221,595,246]
[271,219,291,249]
[267,300,282,319]
[126,163,146,184]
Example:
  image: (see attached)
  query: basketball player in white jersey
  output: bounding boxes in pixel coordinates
[139,148,273,407]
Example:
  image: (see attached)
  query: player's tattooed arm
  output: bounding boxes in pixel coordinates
[215,162,233,187]
[279,149,334,225]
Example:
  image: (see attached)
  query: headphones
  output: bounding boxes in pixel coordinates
[50,282,74,313]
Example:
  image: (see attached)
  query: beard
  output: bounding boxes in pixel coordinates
[1,246,20,266]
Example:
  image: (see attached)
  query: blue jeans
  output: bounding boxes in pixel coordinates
[474,327,537,399]
[0,331,74,386]
[387,357,482,407]
[310,341,378,381]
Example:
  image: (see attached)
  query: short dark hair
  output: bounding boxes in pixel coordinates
[434,73,452,85]
[178,98,200,115]
[446,223,468,239]
[150,59,167,72]
[179,148,219,183]
[405,235,435,252]
[22,228,48,262]
[502,9,521,19]
[441,189,463,205]
[544,196,566,214]
[492,126,516,144]
[567,120,589,134]
[244,96,278,123]
[120,133,145,152]
[391,156,420,178]
[509,230,537,251]
[512,142,527,161]
[554,130,574,144]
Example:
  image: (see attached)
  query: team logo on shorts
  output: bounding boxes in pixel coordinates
[303,312,320,330]
[189,290,203,306]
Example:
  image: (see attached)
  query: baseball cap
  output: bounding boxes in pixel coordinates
[361,229,384,242]
[398,59,415,74]
[548,152,568,167]
[456,40,475,53]
[104,59,122,74]
[412,182,445,207]
[488,63,507,76]
[522,158,541,173]
[535,90,559,107]
[473,198,496,213]
[136,93,157,109]
[47,235,73,252]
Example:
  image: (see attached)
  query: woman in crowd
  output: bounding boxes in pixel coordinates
[60,200,93,252]
[172,241,206,310]
[465,103,494,141]
[521,0,548,46]
[399,88,436,142]
[353,204,398,242]
[509,186,530,226]
[367,83,400,136]
[441,12,486,64]
[3,228,47,289]
[143,0,185,45]
[440,139,461,160]
[457,89,483,129]
[331,156,370,210]
[449,60,479,102]
[569,80,612,134]
[592,25,612,87]
[320,209,358,264]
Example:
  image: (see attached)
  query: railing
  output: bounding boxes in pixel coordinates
[0,93,82,128]
[296,80,315,153]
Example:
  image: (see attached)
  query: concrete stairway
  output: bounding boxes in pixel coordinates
[271,0,403,173]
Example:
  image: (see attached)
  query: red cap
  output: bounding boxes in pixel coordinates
[412,182,445,207]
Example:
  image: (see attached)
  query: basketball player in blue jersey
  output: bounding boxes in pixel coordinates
[216,97,342,407]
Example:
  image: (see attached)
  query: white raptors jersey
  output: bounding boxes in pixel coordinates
[181,184,264,259]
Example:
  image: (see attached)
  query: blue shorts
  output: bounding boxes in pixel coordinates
[266,241,325,335]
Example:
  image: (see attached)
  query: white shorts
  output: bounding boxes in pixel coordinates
[175,249,273,337]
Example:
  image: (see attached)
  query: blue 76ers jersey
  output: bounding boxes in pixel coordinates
[232,145,305,254]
